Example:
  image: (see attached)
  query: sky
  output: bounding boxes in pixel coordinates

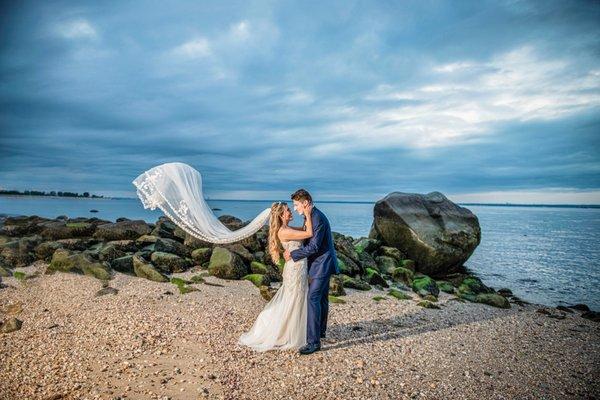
[1,0,599,203]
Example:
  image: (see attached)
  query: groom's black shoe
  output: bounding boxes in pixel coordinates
[299,343,321,355]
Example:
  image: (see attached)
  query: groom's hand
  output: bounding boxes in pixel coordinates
[283,249,292,261]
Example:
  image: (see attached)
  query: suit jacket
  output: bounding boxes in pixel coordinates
[290,207,340,279]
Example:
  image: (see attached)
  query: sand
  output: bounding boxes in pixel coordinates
[0,261,598,400]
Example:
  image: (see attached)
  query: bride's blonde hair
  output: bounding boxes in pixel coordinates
[268,202,287,264]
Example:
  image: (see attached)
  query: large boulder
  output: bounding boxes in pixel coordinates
[39,220,97,240]
[94,220,151,241]
[208,247,248,279]
[0,215,49,237]
[369,191,481,276]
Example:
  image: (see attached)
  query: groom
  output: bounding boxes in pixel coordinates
[284,189,340,355]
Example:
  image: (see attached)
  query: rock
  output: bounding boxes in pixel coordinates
[329,275,346,296]
[436,280,455,294]
[132,255,168,282]
[98,244,126,263]
[375,256,398,275]
[556,306,573,313]
[333,233,361,264]
[458,275,494,296]
[0,215,49,236]
[337,253,362,276]
[581,311,600,322]
[259,285,277,301]
[377,246,404,261]
[0,317,23,333]
[34,241,63,261]
[151,217,179,240]
[250,261,269,275]
[94,220,151,241]
[208,247,248,279]
[0,265,11,277]
[399,259,416,271]
[0,240,34,268]
[328,295,346,304]
[191,248,212,264]
[497,288,513,297]
[219,215,244,230]
[106,240,137,252]
[369,191,481,276]
[353,237,381,255]
[568,304,590,312]
[95,287,119,296]
[150,252,192,273]
[388,288,412,300]
[411,275,440,297]
[340,274,371,291]
[391,267,414,285]
[56,238,96,251]
[182,232,214,250]
[136,234,159,247]
[243,274,270,288]
[225,243,254,264]
[372,296,386,301]
[423,294,438,302]
[357,250,378,272]
[47,249,112,280]
[476,293,511,309]
[364,268,388,287]
[40,220,96,239]
[154,238,190,258]
[417,300,441,309]
[110,255,135,274]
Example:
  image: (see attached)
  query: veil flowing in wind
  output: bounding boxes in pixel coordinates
[132,162,271,244]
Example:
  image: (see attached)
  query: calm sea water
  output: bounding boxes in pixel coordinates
[1,195,599,310]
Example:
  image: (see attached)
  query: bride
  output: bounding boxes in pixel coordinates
[132,163,314,351]
[238,201,313,351]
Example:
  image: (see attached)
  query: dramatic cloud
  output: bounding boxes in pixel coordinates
[0,0,598,202]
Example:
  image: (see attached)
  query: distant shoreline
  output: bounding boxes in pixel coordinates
[2,193,599,209]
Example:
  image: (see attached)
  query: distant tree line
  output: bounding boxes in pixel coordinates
[0,189,104,198]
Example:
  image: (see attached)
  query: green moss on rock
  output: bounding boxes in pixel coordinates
[208,247,248,279]
[328,295,346,304]
[387,288,412,300]
[411,275,440,297]
[243,273,270,288]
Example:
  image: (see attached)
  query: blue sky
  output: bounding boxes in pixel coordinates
[1,0,599,203]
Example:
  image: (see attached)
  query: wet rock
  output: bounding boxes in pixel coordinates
[375,256,398,275]
[391,266,414,285]
[476,293,511,308]
[151,217,179,240]
[110,255,135,274]
[377,246,404,261]
[329,275,346,296]
[154,238,190,258]
[340,274,371,291]
[94,220,151,241]
[132,255,168,282]
[150,252,192,273]
[191,248,212,264]
[353,237,381,255]
[0,317,23,333]
[243,274,270,288]
[458,275,494,296]
[411,275,440,297]
[95,287,119,296]
[581,311,600,322]
[259,285,277,301]
[98,243,126,263]
[208,247,248,279]
[47,249,112,281]
[0,215,49,236]
[364,268,388,287]
[388,288,412,300]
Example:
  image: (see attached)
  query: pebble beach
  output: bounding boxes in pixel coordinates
[1,261,598,400]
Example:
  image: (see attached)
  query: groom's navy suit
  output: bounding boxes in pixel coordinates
[290,206,340,346]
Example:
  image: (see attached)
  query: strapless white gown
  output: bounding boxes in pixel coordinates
[238,240,308,351]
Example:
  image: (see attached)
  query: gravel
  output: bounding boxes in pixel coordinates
[1,261,598,399]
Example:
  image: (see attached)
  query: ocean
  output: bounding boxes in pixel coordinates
[1,195,599,310]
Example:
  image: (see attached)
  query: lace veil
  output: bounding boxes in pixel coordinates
[132,162,271,244]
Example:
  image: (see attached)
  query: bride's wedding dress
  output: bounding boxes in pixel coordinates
[238,240,308,351]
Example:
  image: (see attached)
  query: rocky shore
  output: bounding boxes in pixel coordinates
[1,192,599,399]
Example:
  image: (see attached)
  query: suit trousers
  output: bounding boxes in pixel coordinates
[307,275,331,345]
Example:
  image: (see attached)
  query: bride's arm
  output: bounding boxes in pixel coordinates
[278,209,313,241]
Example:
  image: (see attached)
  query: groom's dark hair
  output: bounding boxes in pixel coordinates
[291,189,312,204]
